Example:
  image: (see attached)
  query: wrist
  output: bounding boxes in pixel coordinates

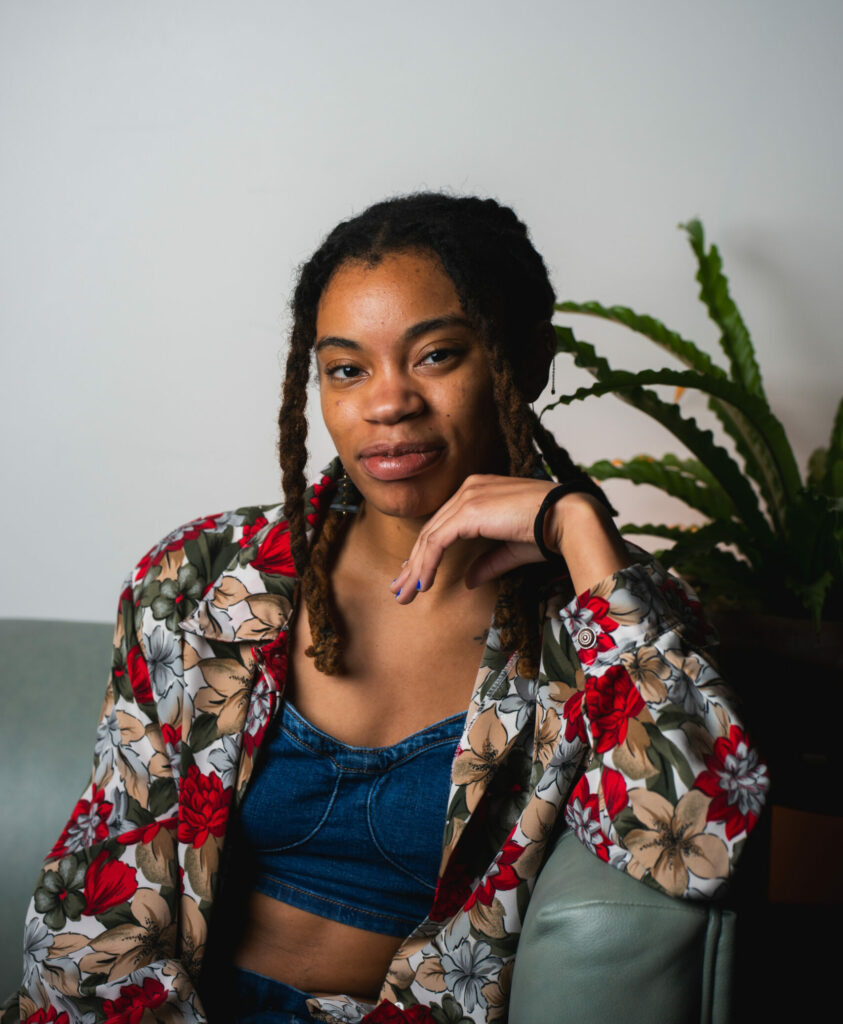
[546,494,632,593]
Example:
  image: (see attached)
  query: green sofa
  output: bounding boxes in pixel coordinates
[0,619,735,1020]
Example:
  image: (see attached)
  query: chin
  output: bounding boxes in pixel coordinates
[357,479,449,522]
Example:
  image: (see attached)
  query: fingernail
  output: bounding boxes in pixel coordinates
[396,589,402,598]
[416,580,421,591]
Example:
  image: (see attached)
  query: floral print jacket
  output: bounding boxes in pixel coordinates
[6,464,768,1024]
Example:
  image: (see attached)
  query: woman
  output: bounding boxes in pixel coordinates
[8,194,767,1024]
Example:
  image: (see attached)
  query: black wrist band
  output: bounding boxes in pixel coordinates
[533,480,615,561]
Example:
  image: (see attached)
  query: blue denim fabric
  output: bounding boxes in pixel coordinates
[232,967,315,1023]
[238,700,465,936]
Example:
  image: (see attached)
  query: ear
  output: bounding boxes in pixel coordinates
[517,321,556,403]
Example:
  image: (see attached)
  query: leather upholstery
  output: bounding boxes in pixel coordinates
[509,829,735,1023]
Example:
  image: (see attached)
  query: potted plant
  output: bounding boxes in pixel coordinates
[545,220,842,818]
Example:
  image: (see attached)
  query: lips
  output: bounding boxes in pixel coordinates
[358,442,445,482]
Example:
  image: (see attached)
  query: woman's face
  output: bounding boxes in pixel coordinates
[314,250,505,521]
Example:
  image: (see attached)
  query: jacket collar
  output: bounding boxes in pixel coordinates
[178,460,341,645]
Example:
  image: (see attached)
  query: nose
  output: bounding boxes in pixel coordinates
[363,370,425,424]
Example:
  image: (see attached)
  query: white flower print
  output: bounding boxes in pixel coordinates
[145,625,183,697]
[440,938,503,1013]
[500,676,539,731]
[22,916,52,988]
[94,708,121,784]
[244,673,273,740]
[208,734,240,790]
[565,796,604,855]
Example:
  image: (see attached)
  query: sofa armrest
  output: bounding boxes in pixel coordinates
[509,830,735,1024]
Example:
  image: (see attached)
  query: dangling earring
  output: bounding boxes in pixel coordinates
[330,468,362,514]
[550,355,556,396]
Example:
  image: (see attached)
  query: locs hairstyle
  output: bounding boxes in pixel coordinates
[278,193,598,675]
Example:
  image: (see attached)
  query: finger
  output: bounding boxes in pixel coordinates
[395,481,498,603]
[395,505,479,604]
[465,541,545,589]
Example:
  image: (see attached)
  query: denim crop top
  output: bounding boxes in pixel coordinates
[237,699,465,937]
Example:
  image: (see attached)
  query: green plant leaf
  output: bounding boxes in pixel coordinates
[555,298,794,526]
[551,361,801,508]
[586,457,735,520]
[545,332,779,540]
[659,452,730,491]
[667,548,762,608]
[555,300,727,377]
[807,447,828,489]
[788,571,834,631]
[619,520,761,571]
[681,219,766,401]
[620,523,696,542]
[707,397,789,531]
[822,397,843,498]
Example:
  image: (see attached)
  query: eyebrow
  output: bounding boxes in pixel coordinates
[315,314,474,353]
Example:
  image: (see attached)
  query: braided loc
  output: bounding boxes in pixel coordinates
[278,193,609,675]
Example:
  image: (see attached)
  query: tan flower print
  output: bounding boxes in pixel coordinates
[625,789,729,896]
[620,646,670,702]
[80,888,176,979]
[515,795,557,878]
[193,658,252,734]
[452,708,509,812]
[533,705,561,770]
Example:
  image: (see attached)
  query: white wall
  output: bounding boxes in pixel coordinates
[2,0,841,622]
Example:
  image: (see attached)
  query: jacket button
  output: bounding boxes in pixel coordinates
[577,627,597,649]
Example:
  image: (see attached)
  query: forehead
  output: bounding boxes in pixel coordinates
[315,251,465,335]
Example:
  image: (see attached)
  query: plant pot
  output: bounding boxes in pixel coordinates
[710,611,843,816]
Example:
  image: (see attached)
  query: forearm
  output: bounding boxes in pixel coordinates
[545,493,633,595]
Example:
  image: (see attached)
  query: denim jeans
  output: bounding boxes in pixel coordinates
[232,967,315,1024]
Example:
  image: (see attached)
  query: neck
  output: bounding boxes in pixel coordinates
[344,502,494,596]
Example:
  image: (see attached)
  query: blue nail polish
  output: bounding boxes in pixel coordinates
[396,589,402,598]
[416,580,421,591]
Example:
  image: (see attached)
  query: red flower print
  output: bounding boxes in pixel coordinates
[83,850,138,916]
[585,665,645,754]
[261,630,289,686]
[24,1010,69,1024]
[430,856,475,922]
[307,474,335,525]
[102,976,168,1024]
[562,689,587,743]
[363,1002,436,1023]
[117,816,177,846]
[136,515,221,577]
[464,834,524,911]
[160,722,181,750]
[177,766,231,848]
[48,785,113,860]
[563,593,619,666]
[602,766,629,820]
[242,673,277,757]
[565,776,610,862]
[661,575,709,643]
[126,645,153,704]
[251,522,296,576]
[239,515,269,548]
[696,725,769,840]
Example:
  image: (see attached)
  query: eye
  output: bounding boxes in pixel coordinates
[323,363,363,381]
[418,346,462,368]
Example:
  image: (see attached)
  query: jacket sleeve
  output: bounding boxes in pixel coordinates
[552,550,769,898]
[5,563,209,1022]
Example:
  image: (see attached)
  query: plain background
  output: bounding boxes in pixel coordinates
[2,0,841,623]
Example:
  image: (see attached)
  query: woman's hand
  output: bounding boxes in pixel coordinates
[389,475,632,603]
